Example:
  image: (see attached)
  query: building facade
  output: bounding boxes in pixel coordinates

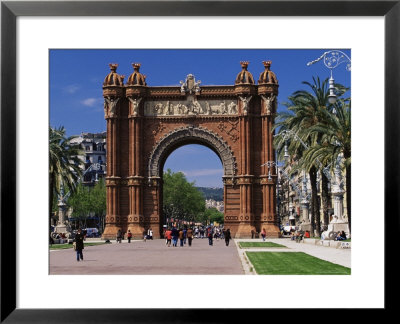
[70,132,107,184]
[277,163,349,235]
[205,199,224,212]
[102,61,280,239]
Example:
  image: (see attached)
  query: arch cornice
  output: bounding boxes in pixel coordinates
[148,126,237,178]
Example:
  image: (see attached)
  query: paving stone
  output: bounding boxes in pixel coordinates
[50,238,244,275]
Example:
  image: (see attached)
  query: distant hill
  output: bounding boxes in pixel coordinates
[196,187,223,201]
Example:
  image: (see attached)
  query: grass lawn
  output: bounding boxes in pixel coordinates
[50,242,106,250]
[246,252,351,275]
[239,242,287,248]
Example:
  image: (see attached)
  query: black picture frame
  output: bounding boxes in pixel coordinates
[1,0,397,322]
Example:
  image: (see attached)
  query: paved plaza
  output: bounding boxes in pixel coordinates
[50,237,244,275]
[49,238,351,275]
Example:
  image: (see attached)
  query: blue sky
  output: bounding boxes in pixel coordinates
[50,49,351,188]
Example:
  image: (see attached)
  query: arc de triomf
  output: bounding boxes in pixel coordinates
[102,61,280,239]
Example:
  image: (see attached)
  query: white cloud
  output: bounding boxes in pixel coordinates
[63,84,80,94]
[81,98,100,107]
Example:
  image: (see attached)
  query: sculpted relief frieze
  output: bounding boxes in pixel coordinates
[144,98,238,117]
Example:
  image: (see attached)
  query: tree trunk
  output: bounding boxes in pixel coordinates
[321,172,330,229]
[309,167,320,236]
[346,164,351,234]
[49,177,54,229]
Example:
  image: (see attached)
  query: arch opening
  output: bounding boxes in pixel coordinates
[148,126,237,180]
[162,144,224,230]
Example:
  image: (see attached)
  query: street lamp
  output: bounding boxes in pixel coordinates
[261,161,277,181]
[307,50,351,105]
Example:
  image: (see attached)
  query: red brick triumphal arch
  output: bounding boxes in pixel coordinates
[102,61,280,239]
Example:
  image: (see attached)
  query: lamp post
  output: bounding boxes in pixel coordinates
[307,50,350,223]
[307,50,351,105]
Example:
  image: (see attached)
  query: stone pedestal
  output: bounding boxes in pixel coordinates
[321,215,350,240]
[300,200,309,223]
[102,225,121,240]
[300,222,312,233]
[332,191,344,220]
[55,201,70,234]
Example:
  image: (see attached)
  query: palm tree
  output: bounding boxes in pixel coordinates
[274,77,348,237]
[49,126,83,225]
[302,99,351,233]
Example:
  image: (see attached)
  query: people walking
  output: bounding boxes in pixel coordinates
[143,229,147,242]
[127,230,132,243]
[187,227,193,247]
[116,229,122,243]
[165,228,172,247]
[183,227,187,245]
[147,228,153,240]
[207,227,213,246]
[171,227,179,247]
[224,228,231,246]
[261,228,266,241]
[74,228,85,261]
[179,228,184,247]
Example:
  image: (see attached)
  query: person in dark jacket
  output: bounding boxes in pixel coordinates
[224,228,231,246]
[207,227,213,246]
[171,227,179,247]
[74,228,85,261]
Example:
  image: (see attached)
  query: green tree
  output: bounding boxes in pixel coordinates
[163,169,205,223]
[274,77,348,236]
[303,99,351,233]
[68,183,91,227]
[49,126,82,224]
[68,179,107,229]
[204,207,224,224]
[91,178,107,218]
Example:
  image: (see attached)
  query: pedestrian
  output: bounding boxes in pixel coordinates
[261,228,266,241]
[127,229,132,243]
[116,229,122,243]
[183,227,187,245]
[74,228,85,261]
[165,228,172,247]
[224,228,231,246]
[143,229,147,242]
[179,228,184,247]
[187,227,193,247]
[207,227,213,246]
[171,226,179,247]
[148,228,153,240]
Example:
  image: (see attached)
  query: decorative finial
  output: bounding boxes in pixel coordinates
[240,61,249,70]
[132,63,141,72]
[262,61,272,69]
[109,63,118,72]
